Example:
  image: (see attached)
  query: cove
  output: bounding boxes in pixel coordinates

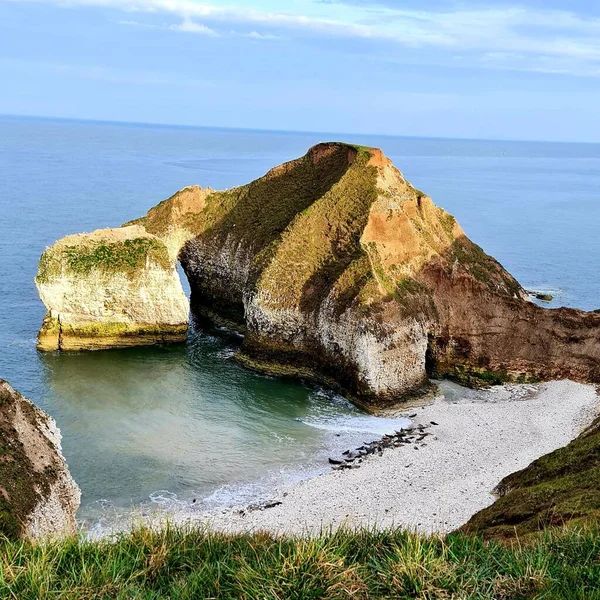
[2,116,600,532]
[38,322,409,531]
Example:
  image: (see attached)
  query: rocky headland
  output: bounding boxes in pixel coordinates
[0,379,80,539]
[36,142,600,409]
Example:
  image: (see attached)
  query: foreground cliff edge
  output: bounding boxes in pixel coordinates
[0,379,80,539]
[462,409,600,541]
[35,143,600,408]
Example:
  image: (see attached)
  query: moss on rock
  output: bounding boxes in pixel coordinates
[37,237,170,284]
[37,313,61,351]
[54,321,188,351]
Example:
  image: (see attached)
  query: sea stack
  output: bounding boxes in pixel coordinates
[35,225,189,351]
[0,379,80,539]
[35,143,600,408]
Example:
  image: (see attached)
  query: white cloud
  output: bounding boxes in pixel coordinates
[6,0,600,76]
[170,18,219,36]
[118,19,156,28]
[243,31,283,41]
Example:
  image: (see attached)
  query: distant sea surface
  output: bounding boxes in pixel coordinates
[1,116,599,530]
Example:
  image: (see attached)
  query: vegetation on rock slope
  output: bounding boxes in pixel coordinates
[463,413,600,541]
[37,237,171,283]
[255,148,380,314]
[137,142,357,251]
[0,383,58,539]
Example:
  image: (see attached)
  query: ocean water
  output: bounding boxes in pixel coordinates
[1,116,599,528]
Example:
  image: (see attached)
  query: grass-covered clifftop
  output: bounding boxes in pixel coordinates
[36,233,171,284]
[462,413,600,541]
[1,525,599,598]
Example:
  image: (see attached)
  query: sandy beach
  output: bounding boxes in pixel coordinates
[189,379,599,536]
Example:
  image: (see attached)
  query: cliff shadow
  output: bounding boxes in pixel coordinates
[179,143,361,327]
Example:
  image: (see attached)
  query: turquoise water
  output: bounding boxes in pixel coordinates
[1,116,599,528]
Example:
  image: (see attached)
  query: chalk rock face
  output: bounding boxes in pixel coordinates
[35,225,189,351]
[35,143,600,407]
[0,379,80,539]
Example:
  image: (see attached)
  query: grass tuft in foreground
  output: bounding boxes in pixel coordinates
[1,524,599,599]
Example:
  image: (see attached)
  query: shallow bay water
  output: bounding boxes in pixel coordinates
[1,116,599,529]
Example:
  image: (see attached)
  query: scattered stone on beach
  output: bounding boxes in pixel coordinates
[236,500,283,516]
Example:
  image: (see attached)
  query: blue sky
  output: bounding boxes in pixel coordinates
[1,0,599,141]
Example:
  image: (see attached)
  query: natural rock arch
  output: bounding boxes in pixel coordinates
[35,143,600,409]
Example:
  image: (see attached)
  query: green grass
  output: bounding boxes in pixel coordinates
[36,238,171,283]
[1,524,599,599]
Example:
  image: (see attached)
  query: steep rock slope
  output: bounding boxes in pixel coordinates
[36,143,600,407]
[461,408,600,541]
[0,379,80,539]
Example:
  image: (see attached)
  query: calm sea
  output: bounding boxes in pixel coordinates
[1,116,599,529]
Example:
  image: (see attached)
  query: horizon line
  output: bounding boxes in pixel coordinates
[1,112,598,146]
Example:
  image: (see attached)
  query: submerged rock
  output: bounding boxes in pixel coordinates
[526,289,554,302]
[0,379,80,539]
[35,143,600,408]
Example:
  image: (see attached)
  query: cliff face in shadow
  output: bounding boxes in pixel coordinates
[35,143,600,408]
[0,379,80,539]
